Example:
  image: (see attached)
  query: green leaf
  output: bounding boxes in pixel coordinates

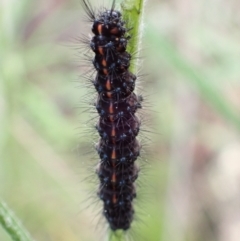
[0,199,35,241]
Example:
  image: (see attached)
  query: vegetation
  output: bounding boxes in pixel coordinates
[1,0,240,240]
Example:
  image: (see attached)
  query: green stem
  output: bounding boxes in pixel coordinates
[0,199,35,241]
[106,230,125,241]
[121,0,145,74]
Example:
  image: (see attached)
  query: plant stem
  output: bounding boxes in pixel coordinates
[121,0,145,74]
[106,230,125,241]
[0,199,35,241]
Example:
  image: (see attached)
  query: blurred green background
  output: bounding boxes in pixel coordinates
[1,0,240,240]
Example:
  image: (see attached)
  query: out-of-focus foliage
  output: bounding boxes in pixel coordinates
[1,0,240,241]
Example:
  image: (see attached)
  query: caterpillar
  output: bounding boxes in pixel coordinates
[80,0,143,232]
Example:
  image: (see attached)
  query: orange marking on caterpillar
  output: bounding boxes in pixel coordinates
[109,115,114,122]
[111,148,116,159]
[102,59,107,67]
[98,47,104,55]
[109,102,114,114]
[112,194,117,204]
[111,125,116,137]
[106,91,113,98]
[103,69,108,75]
[110,27,118,35]
[98,24,103,34]
[111,172,116,183]
[106,79,111,90]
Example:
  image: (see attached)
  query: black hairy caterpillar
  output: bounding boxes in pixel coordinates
[80,0,144,232]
